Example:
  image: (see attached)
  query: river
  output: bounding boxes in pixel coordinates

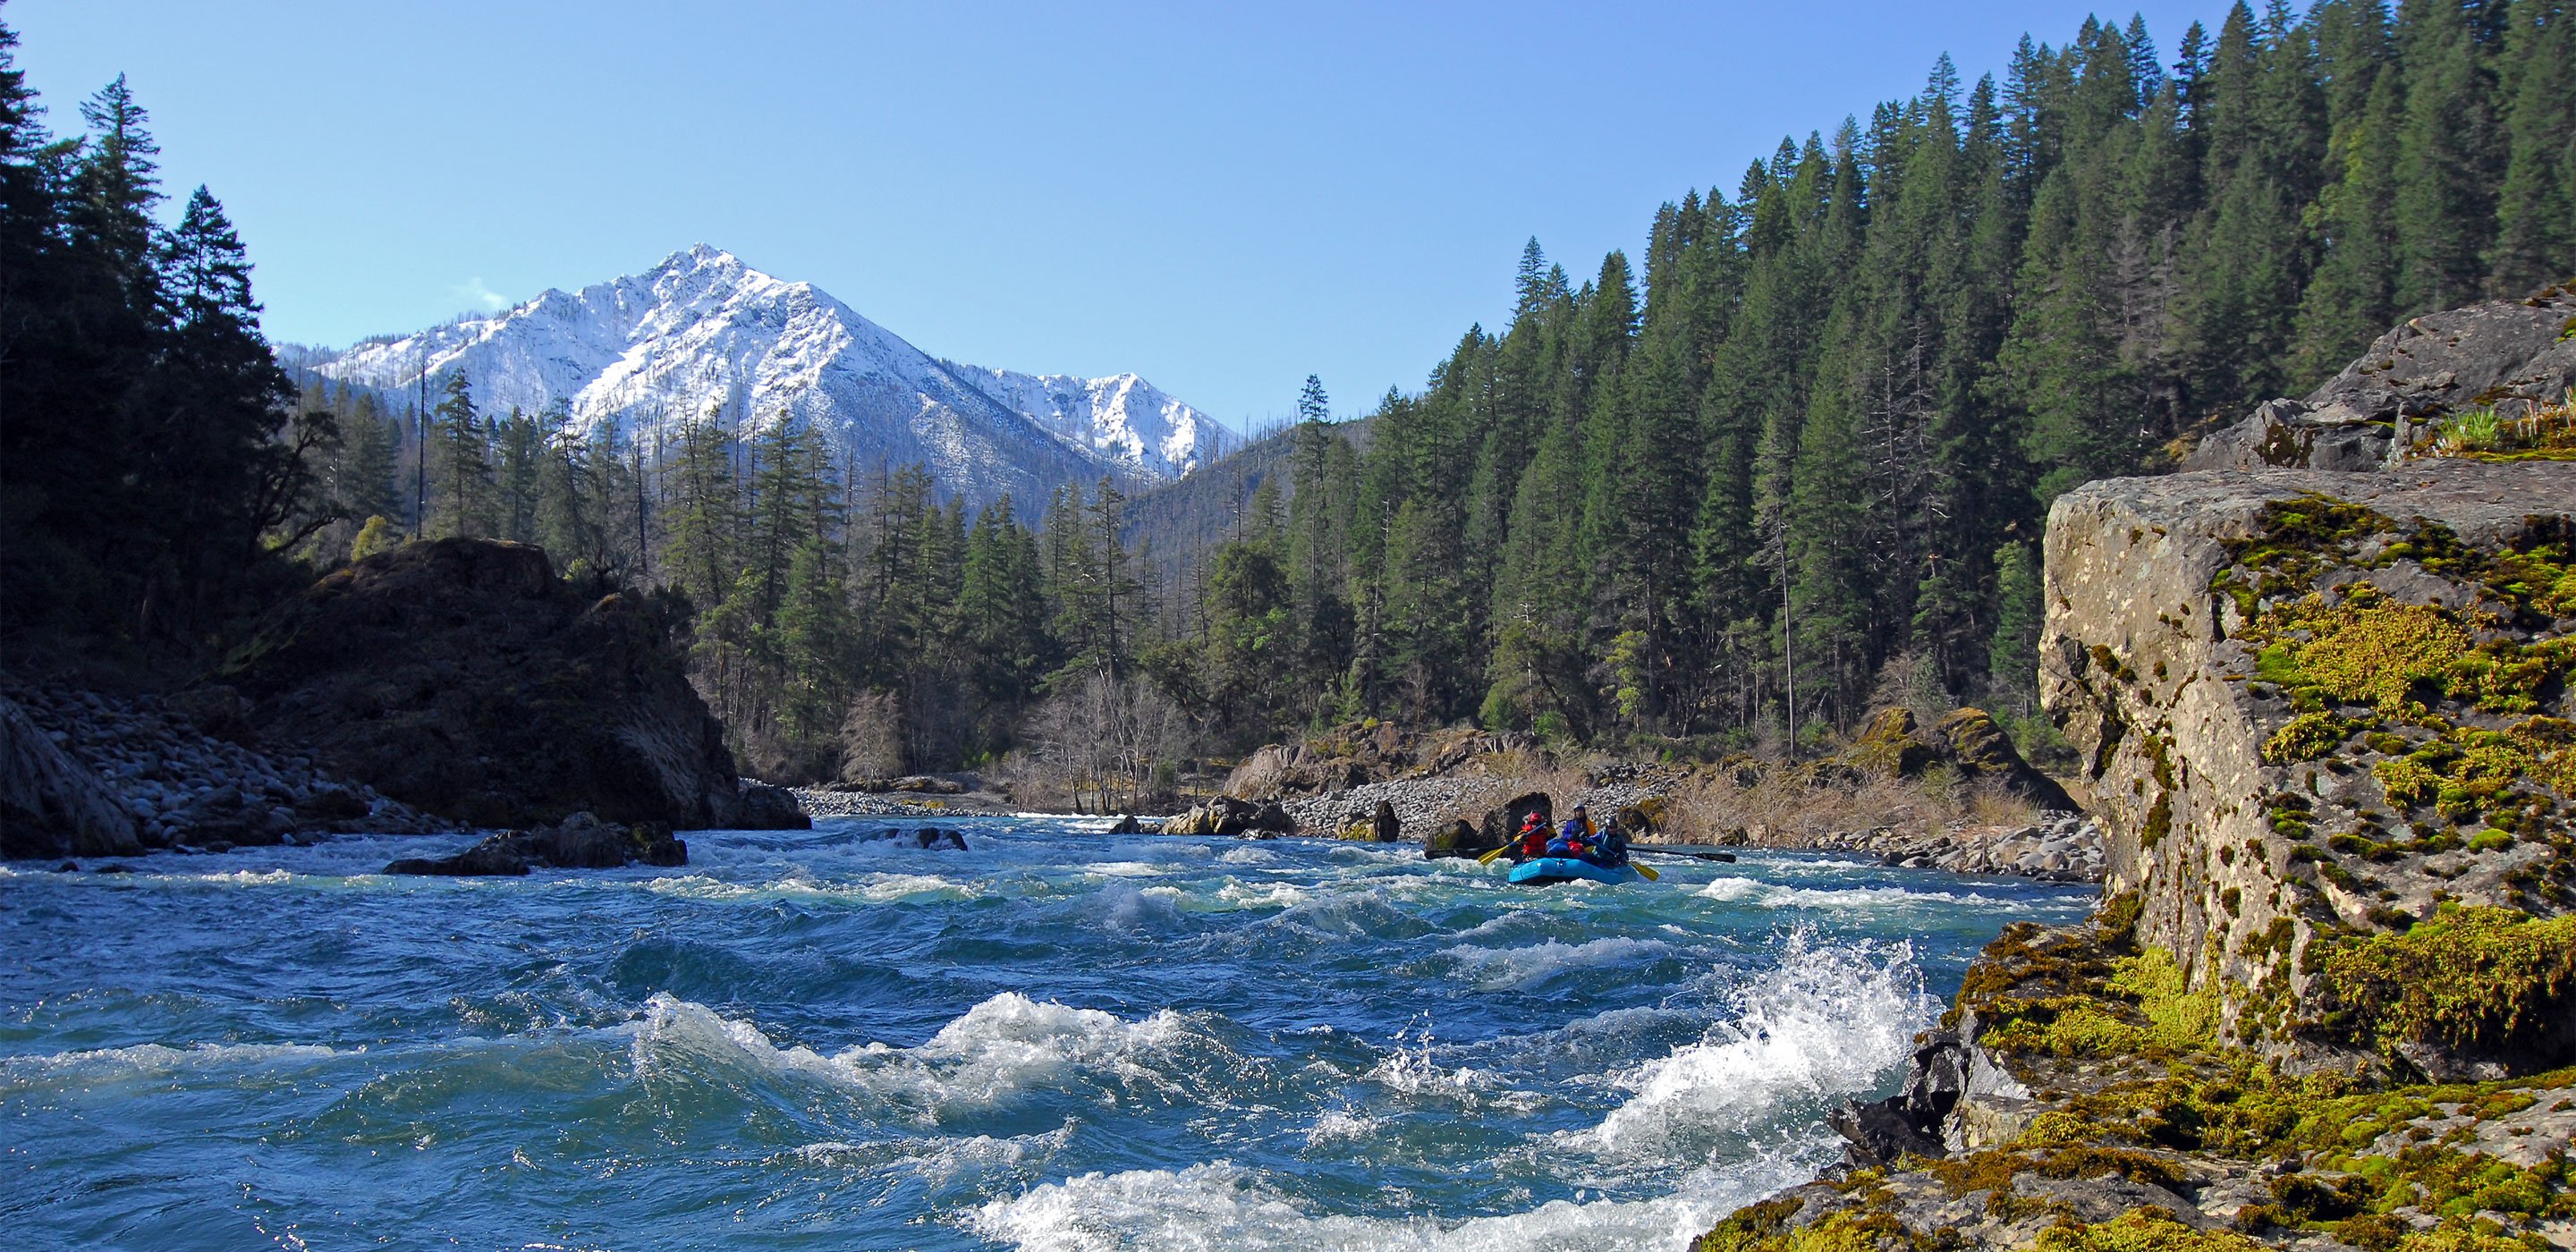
[0,817,2093,1250]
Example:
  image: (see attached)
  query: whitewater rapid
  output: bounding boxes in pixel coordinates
[0,819,2092,1249]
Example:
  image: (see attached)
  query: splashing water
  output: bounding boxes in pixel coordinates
[0,818,2090,1248]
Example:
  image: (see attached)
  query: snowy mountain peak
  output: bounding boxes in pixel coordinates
[302,249,1227,502]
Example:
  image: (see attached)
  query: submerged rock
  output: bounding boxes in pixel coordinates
[383,810,689,876]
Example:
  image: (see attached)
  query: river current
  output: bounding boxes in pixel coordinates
[1,817,2093,1250]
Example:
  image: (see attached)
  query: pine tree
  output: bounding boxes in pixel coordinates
[2489,0,2576,292]
[426,371,492,539]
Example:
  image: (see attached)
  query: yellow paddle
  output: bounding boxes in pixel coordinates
[1632,861,1660,881]
[1477,843,1513,865]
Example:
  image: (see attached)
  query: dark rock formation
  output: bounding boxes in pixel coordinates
[1370,799,1401,842]
[2184,286,2576,471]
[1421,818,1483,858]
[733,782,810,831]
[1829,1030,1969,1167]
[1934,708,2078,812]
[1,697,141,858]
[1163,795,1296,837]
[1425,791,1552,860]
[384,810,688,876]
[225,539,755,831]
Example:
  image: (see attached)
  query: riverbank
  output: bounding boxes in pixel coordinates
[4,679,455,858]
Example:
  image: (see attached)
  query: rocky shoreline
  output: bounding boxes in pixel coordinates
[4,680,456,859]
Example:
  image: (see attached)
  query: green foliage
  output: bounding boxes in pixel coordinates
[348,515,402,563]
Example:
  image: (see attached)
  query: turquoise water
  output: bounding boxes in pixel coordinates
[0,818,2093,1249]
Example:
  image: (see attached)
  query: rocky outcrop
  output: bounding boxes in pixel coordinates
[1839,706,2077,811]
[2183,285,2576,471]
[224,539,784,831]
[385,810,689,876]
[1224,721,1535,799]
[2041,461,2576,1076]
[1,697,142,858]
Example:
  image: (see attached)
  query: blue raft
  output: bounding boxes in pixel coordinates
[1506,857,1642,886]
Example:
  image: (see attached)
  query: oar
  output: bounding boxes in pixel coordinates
[1477,843,1513,865]
[1631,861,1660,882]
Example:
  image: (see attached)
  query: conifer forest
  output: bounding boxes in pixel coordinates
[5,2,2572,786]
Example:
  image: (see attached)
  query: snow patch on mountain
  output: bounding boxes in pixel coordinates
[302,245,1225,501]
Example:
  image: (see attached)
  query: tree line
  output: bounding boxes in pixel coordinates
[2,34,329,647]
[1161,0,2573,763]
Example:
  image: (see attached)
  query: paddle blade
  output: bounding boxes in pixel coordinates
[1477,844,1511,865]
[1633,862,1660,881]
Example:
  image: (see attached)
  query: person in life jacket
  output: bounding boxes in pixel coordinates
[1514,812,1549,861]
[1547,805,1595,859]
[1592,816,1631,867]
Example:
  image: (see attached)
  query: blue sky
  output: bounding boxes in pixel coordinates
[13,1,2216,429]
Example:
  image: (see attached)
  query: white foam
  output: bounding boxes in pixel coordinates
[0,1039,352,1086]
[631,992,1200,1123]
[1214,879,1307,910]
[1579,933,1931,1159]
[1692,876,2011,911]
[1216,847,1276,866]
[1303,1108,1378,1146]
[1438,936,1671,991]
[971,1155,1815,1252]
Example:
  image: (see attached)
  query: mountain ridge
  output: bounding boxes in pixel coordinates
[294,245,1228,503]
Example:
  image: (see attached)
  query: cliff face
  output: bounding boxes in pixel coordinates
[2039,461,2576,1078]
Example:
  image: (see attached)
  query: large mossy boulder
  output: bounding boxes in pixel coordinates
[224,539,766,831]
[2041,460,2576,1077]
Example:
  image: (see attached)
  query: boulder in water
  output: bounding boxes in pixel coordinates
[733,782,809,831]
[386,833,532,876]
[384,810,688,876]
[1164,796,1296,838]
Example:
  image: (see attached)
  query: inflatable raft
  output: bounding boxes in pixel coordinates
[1506,857,1641,886]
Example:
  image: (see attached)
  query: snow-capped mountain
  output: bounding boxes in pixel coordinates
[301,245,1227,503]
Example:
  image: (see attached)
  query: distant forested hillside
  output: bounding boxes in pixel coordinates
[1163,0,2573,757]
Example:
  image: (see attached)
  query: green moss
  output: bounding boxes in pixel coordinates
[2378,756,2445,808]
[2313,904,2576,1057]
[2267,712,2358,764]
[2301,600,2474,712]
[2036,1208,2267,1251]
[1693,1195,1803,1252]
